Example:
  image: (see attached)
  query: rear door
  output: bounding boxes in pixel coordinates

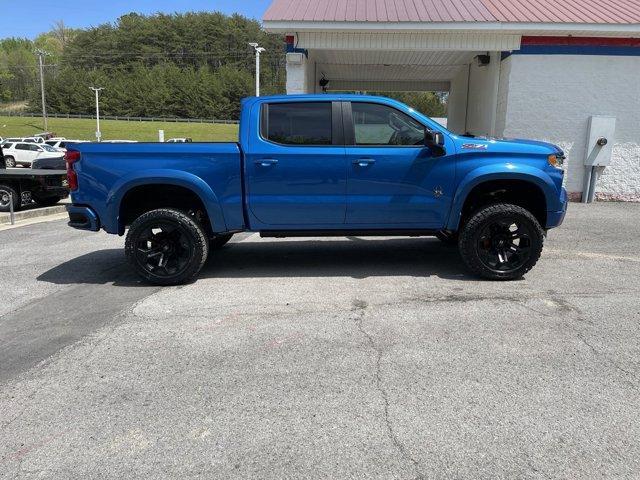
[343,101,455,228]
[245,101,347,227]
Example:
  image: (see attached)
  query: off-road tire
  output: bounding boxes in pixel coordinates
[210,233,233,250]
[0,184,19,212]
[125,208,209,285]
[458,203,544,280]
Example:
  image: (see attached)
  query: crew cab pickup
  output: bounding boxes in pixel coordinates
[65,95,567,285]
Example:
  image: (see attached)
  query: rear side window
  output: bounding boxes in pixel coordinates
[263,102,332,145]
[15,144,29,150]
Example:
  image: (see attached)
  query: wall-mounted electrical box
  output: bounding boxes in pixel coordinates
[286,52,304,65]
[584,115,616,166]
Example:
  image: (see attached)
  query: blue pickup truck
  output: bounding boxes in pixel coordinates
[65,94,567,285]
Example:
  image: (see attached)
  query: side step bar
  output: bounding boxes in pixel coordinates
[260,229,439,238]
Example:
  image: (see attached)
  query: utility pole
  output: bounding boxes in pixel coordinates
[35,49,49,131]
[249,43,266,97]
[89,87,104,142]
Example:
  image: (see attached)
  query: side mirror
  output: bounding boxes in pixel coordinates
[425,129,446,157]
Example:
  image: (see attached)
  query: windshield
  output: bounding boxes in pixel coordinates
[41,144,59,152]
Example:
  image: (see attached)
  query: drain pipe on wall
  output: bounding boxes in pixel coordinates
[582,116,616,203]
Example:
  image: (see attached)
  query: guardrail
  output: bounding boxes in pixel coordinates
[0,111,239,125]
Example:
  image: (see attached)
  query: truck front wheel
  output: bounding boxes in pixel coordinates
[125,208,209,285]
[458,203,544,280]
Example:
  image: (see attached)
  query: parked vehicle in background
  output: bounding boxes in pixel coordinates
[33,132,56,141]
[2,142,64,168]
[45,139,87,152]
[0,144,69,212]
[3,137,41,144]
[66,94,568,285]
[166,138,193,143]
[32,155,66,170]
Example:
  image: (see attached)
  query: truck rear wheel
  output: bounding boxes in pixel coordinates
[458,203,544,280]
[125,208,209,285]
[0,185,20,212]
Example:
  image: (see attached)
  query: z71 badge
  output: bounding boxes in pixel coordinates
[462,143,488,150]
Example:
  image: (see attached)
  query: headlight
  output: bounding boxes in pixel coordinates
[547,154,564,169]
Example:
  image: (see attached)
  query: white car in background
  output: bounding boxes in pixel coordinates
[45,139,87,152]
[166,138,193,143]
[2,142,64,168]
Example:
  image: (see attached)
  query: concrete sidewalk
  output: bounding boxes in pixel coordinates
[0,199,69,228]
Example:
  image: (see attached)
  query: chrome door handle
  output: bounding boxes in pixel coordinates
[255,158,278,167]
[353,158,376,167]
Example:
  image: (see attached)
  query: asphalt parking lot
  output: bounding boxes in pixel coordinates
[1,202,639,479]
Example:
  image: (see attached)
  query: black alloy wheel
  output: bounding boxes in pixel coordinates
[476,217,533,272]
[458,203,544,280]
[125,209,208,285]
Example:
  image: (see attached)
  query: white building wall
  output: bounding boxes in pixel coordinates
[494,55,511,136]
[498,54,640,201]
[285,53,315,94]
[465,51,501,136]
[447,66,469,134]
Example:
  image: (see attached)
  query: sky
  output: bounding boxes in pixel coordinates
[1,0,273,39]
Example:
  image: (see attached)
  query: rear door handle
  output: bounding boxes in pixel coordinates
[255,158,278,167]
[353,158,376,167]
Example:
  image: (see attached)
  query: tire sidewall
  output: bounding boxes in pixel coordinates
[458,203,544,280]
[0,185,19,213]
[125,208,209,285]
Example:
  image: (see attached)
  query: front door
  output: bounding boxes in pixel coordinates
[245,101,347,227]
[344,101,454,228]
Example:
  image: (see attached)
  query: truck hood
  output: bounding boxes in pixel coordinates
[454,135,562,155]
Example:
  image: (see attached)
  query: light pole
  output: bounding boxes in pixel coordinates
[89,87,103,142]
[249,43,266,97]
[35,49,49,131]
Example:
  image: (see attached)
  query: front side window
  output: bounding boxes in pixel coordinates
[264,102,332,145]
[15,144,29,150]
[352,103,425,146]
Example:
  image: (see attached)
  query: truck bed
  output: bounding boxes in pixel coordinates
[69,142,243,235]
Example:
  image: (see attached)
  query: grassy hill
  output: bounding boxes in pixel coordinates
[0,116,239,142]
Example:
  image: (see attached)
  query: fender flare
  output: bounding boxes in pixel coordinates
[107,169,228,234]
[445,164,557,231]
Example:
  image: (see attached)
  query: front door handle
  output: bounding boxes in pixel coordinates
[255,158,278,167]
[353,158,376,167]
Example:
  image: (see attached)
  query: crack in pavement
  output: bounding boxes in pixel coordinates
[351,299,425,480]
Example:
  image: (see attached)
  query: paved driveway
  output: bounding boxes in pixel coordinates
[1,202,639,479]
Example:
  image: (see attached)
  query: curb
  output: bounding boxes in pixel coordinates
[0,205,67,225]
